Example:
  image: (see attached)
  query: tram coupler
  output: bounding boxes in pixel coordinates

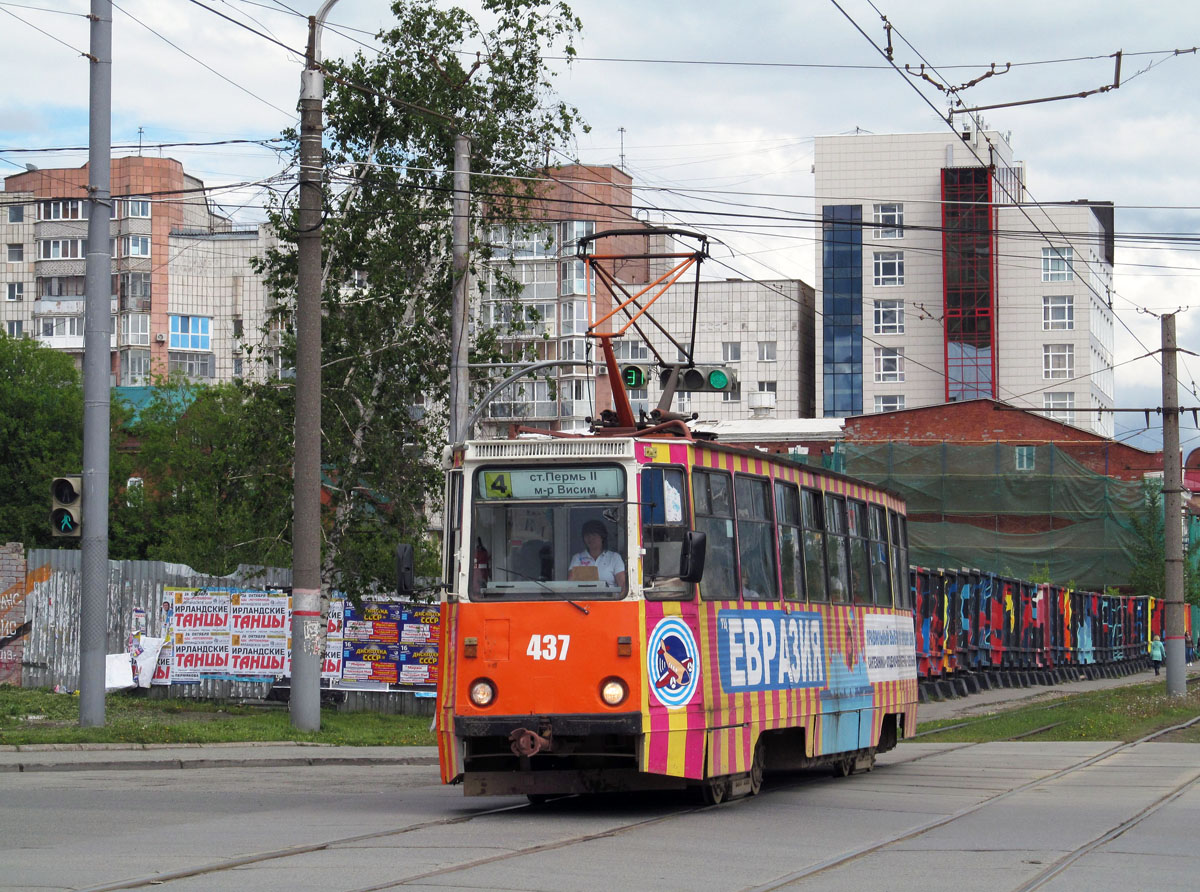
[509,726,553,757]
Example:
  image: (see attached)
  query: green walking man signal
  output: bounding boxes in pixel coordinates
[50,475,82,537]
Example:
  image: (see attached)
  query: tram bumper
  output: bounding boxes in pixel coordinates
[454,713,646,795]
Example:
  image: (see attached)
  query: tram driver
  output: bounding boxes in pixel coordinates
[567,519,627,593]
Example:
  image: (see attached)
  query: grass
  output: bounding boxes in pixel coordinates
[0,687,437,747]
[912,677,1200,744]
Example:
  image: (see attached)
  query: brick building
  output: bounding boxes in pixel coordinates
[1,157,273,385]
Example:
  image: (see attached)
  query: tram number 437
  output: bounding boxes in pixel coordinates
[526,634,571,661]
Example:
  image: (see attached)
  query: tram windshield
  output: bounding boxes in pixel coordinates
[470,465,628,601]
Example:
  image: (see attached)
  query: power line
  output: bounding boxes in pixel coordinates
[111,1,296,118]
[0,4,91,59]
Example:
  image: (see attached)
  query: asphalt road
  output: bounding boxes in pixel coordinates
[3,736,1198,892]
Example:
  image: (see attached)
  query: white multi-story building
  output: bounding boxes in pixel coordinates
[813,127,1115,436]
[478,165,814,435]
[1,157,274,385]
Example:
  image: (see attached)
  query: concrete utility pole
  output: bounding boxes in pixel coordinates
[1161,313,1186,696]
[448,134,471,444]
[79,0,112,727]
[291,0,341,732]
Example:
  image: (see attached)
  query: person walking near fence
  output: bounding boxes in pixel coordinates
[1149,633,1165,676]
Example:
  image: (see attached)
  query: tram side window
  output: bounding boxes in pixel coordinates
[847,499,871,604]
[775,482,805,601]
[641,466,690,601]
[735,475,778,601]
[824,494,850,603]
[801,488,827,601]
[890,510,910,608]
[694,470,737,600]
[869,504,893,606]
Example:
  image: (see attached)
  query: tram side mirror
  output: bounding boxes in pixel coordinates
[396,543,415,596]
[679,531,706,583]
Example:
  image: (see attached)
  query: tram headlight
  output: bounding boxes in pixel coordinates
[469,678,496,707]
[600,677,628,707]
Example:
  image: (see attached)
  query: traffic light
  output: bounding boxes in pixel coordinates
[50,475,82,538]
[620,364,649,389]
[661,364,738,393]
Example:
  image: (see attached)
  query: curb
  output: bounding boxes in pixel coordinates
[0,754,440,773]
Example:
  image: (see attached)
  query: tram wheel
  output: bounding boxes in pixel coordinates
[832,756,854,778]
[748,740,766,796]
[698,776,730,806]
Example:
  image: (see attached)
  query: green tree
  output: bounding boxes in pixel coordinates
[110,379,295,576]
[254,0,584,597]
[0,336,84,547]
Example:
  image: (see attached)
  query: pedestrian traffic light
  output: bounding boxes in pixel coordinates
[50,475,82,538]
[660,364,738,393]
[620,364,649,389]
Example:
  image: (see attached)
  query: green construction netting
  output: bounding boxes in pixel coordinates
[807,442,1147,590]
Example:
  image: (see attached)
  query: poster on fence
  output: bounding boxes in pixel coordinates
[334,602,440,690]
[153,589,437,688]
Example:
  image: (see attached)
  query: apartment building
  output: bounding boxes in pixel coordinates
[478,164,814,435]
[814,127,1115,436]
[1,156,273,385]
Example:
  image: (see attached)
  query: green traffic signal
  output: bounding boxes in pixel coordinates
[706,368,729,389]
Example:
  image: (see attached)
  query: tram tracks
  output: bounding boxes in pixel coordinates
[74,716,1200,892]
[742,714,1200,892]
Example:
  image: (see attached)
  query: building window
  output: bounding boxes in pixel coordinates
[873,203,903,239]
[39,199,87,221]
[8,205,23,223]
[123,198,151,218]
[40,316,82,337]
[1043,295,1074,330]
[722,342,741,362]
[560,259,587,295]
[6,282,22,301]
[121,313,150,346]
[39,275,86,297]
[757,341,776,362]
[560,299,588,335]
[874,347,904,382]
[722,382,742,403]
[874,395,905,412]
[233,356,244,378]
[1043,391,1075,424]
[39,239,85,260]
[873,251,904,286]
[121,348,152,385]
[6,320,22,337]
[167,351,213,379]
[1015,445,1036,471]
[757,380,777,393]
[560,220,595,255]
[1042,247,1073,282]
[1043,343,1073,379]
[232,318,244,339]
[121,236,151,257]
[873,299,904,334]
[6,244,22,262]
[119,272,151,307]
[169,315,211,350]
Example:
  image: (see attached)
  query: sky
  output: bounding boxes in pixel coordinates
[2,0,1198,453]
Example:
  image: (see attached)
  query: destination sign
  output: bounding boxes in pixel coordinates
[478,467,624,500]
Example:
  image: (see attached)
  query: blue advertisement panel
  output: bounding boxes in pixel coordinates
[716,609,826,693]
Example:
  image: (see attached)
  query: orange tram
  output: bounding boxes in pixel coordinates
[434,433,918,802]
